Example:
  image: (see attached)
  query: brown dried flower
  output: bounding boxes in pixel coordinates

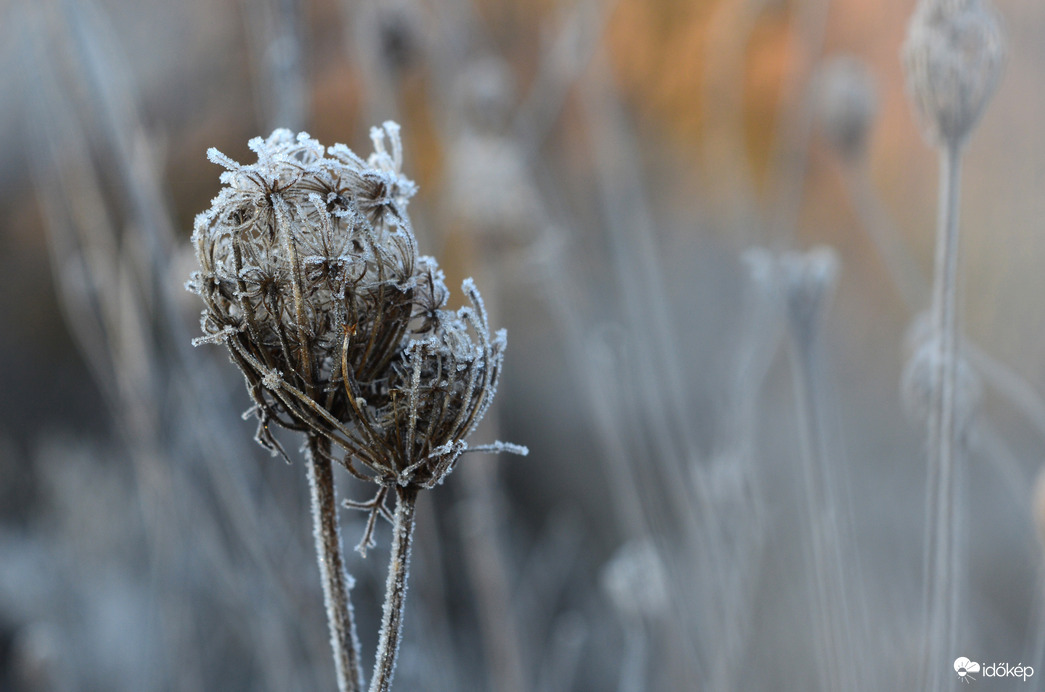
[188,126,424,455]
[188,123,525,692]
[345,280,515,487]
[187,124,524,485]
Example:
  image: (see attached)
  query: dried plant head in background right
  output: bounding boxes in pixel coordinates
[901,338,982,444]
[902,3,1005,689]
[903,0,1005,146]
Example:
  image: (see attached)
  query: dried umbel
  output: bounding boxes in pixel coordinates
[189,123,527,482]
[815,56,878,161]
[901,315,982,441]
[353,281,511,485]
[779,246,840,347]
[189,125,426,457]
[901,338,981,436]
[189,123,524,692]
[902,0,1005,145]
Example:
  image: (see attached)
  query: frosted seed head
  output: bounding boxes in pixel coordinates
[902,0,1005,146]
[814,56,878,161]
[780,246,840,343]
[900,328,982,437]
[191,126,521,492]
[368,281,511,488]
[600,540,669,620]
[190,128,422,453]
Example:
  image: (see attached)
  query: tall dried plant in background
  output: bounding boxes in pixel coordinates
[902,0,1004,689]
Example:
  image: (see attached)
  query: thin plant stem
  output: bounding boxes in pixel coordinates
[615,624,647,692]
[370,485,419,692]
[307,435,364,692]
[460,460,530,692]
[788,315,856,692]
[923,141,963,692]
[1025,567,1045,692]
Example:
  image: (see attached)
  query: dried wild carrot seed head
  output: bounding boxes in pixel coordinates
[188,124,427,455]
[347,279,516,489]
[188,123,525,496]
[902,0,1005,146]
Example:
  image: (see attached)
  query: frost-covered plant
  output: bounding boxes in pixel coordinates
[902,1,1005,690]
[190,125,422,459]
[188,123,525,692]
[779,247,864,691]
[903,0,1004,147]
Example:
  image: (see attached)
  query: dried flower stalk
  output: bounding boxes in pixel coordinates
[902,1,1004,689]
[188,123,525,691]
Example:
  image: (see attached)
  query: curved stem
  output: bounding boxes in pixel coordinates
[370,486,419,692]
[307,435,364,692]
